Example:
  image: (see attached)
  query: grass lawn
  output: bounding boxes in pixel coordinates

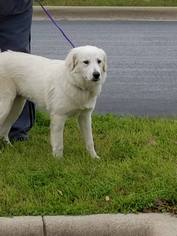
[0,112,177,216]
[36,0,177,6]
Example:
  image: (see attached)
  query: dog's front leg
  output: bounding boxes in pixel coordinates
[50,114,67,158]
[78,110,100,159]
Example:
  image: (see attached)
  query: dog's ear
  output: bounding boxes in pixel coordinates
[102,50,107,73]
[65,49,78,71]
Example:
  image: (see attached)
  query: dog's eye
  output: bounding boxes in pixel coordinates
[83,60,89,65]
[97,59,102,64]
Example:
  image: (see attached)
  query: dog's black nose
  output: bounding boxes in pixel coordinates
[92,71,100,81]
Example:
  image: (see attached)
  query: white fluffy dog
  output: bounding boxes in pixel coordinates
[0,46,107,158]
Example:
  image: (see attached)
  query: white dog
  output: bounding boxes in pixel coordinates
[0,46,107,158]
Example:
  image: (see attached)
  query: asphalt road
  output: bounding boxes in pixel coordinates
[31,20,177,116]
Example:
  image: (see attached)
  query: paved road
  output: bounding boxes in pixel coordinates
[31,20,177,116]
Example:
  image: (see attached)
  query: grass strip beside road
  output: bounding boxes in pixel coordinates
[0,112,177,216]
[36,0,177,6]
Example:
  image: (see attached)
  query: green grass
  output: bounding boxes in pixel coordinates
[36,0,177,6]
[0,112,177,216]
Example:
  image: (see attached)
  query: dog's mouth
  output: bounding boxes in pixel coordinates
[92,77,100,82]
[82,75,101,83]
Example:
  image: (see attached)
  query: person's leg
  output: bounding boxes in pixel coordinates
[0,9,35,141]
[9,100,35,141]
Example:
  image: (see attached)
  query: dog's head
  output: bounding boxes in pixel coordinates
[65,45,107,91]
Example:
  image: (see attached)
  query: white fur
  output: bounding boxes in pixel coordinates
[0,46,107,159]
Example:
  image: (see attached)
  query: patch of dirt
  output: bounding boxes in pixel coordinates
[143,199,177,215]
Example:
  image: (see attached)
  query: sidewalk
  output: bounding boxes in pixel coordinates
[33,6,177,21]
[0,213,177,235]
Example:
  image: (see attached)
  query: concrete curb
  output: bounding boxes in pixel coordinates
[33,6,177,21]
[0,216,43,236]
[0,213,177,236]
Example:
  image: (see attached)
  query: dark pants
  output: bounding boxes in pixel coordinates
[0,9,35,139]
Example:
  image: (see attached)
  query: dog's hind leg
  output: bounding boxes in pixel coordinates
[0,98,15,147]
[0,98,15,138]
[0,96,26,143]
[0,78,16,138]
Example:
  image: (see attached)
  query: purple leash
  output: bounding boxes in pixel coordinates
[38,1,75,48]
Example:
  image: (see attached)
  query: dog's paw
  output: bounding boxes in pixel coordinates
[92,154,101,160]
[52,149,64,160]
[54,154,64,160]
[0,138,9,149]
